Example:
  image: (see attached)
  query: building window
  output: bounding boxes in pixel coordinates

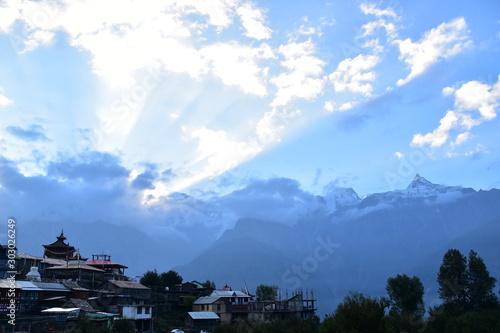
[217,304,220,311]
[137,307,142,314]
[145,307,150,314]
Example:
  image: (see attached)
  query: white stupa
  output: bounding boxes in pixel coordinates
[26,265,41,282]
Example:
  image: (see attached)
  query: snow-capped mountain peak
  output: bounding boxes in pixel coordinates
[360,174,466,206]
[323,187,361,213]
[404,173,445,197]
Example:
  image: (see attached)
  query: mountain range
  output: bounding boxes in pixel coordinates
[15,174,500,317]
[175,174,500,316]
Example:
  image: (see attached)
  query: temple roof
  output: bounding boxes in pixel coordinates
[85,259,128,269]
[43,230,77,259]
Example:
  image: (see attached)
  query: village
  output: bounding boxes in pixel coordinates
[0,231,317,332]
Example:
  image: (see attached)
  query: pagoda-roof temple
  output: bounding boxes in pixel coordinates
[43,230,87,260]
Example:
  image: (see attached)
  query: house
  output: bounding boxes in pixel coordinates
[249,290,316,323]
[0,279,20,314]
[12,281,72,313]
[85,254,128,280]
[192,295,231,323]
[186,311,220,332]
[102,280,151,299]
[0,244,13,279]
[62,280,90,299]
[62,298,98,315]
[118,301,154,333]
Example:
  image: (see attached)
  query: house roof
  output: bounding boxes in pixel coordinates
[46,263,105,272]
[194,296,227,305]
[16,253,42,260]
[85,259,128,269]
[31,282,71,292]
[0,280,21,289]
[211,290,250,298]
[41,257,67,266]
[64,298,97,312]
[62,280,89,291]
[107,280,150,290]
[16,281,42,291]
[188,312,220,320]
[42,307,80,313]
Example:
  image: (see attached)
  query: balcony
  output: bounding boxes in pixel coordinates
[231,304,251,313]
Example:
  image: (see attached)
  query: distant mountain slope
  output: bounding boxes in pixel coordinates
[176,176,500,317]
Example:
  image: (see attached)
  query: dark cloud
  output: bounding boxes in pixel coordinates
[5,124,50,142]
[220,177,324,224]
[132,165,158,190]
[48,152,129,183]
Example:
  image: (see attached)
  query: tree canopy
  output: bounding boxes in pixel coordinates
[255,284,278,301]
[386,274,425,316]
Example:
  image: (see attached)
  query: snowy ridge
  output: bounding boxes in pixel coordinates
[323,187,361,213]
[360,174,467,206]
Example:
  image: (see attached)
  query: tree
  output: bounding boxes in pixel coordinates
[320,292,388,333]
[160,270,183,289]
[255,284,278,301]
[112,319,136,333]
[202,279,216,289]
[467,250,498,310]
[386,274,425,316]
[140,269,162,288]
[437,249,468,307]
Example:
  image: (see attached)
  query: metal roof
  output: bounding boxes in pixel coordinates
[193,296,223,304]
[85,260,128,269]
[0,279,21,289]
[108,280,150,290]
[211,290,250,297]
[16,281,43,291]
[31,282,71,292]
[45,263,105,272]
[188,312,220,320]
[42,307,80,313]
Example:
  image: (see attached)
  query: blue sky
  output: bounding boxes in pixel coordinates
[1,0,499,233]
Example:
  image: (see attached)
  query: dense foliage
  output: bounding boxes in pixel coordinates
[255,284,279,301]
[214,248,499,333]
[139,269,183,290]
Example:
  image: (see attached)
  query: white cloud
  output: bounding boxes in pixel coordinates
[256,108,301,145]
[202,41,273,96]
[360,3,398,19]
[464,144,487,157]
[236,1,272,40]
[361,19,397,40]
[0,87,13,106]
[394,152,405,158]
[324,100,335,112]
[186,126,262,181]
[339,101,356,111]
[0,0,20,33]
[442,86,455,96]
[329,54,379,96]
[411,75,500,148]
[20,30,55,53]
[270,39,326,106]
[411,110,459,147]
[363,38,383,54]
[396,17,471,86]
[0,0,275,90]
[453,132,470,145]
[454,77,500,120]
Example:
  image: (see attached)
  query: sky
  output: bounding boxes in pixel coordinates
[1,0,500,250]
